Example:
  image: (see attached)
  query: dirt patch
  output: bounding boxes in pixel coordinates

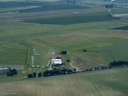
[22,71,26,73]
[70,61,76,68]
[82,58,90,61]
[29,68,32,71]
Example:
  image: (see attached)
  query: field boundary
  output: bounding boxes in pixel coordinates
[19,43,31,66]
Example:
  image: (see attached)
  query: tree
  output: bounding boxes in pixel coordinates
[27,74,33,78]
[89,68,92,71]
[43,70,49,76]
[61,68,67,74]
[104,66,107,69]
[7,72,9,76]
[7,72,13,76]
[109,61,128,67]
[49,70,55,76]
[104,4,113,9]
[60,51,67,55]
[54,68,61,75]
[6,69,15,76]
[38,72,42,77]
[9,71,14,76]
[94,67,97,71]
[67,59,70,62]
[67,69,72,74]
[12,69,18,75]
[101,66,105,70]
[6,71,13,76]
[33,72,37,78]
[73,68,77,73]
[83,49,87,52]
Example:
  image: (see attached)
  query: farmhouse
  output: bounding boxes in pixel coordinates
[0,68,9,75]
[51,59,62,65]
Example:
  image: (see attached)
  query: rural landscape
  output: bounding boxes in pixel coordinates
[0,0,128,96]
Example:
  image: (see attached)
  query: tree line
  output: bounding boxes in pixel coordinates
[84,61,128,72]
[84,66,111,72]
[27,60,128,78]
[104,4,114,9]
[109,61,128,67]
[7,69,18,76]
[27,68,76,78]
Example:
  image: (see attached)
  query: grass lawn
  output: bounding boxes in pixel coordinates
[94,40,128,64]
[0,43,27,65]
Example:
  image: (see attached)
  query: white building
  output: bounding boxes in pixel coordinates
[51,59,62,64]
[0,68,9,75]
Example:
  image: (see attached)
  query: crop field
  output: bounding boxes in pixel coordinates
[81,0,108,5]
[0,67,128,96]
[23,12,117,25]
[113,26,128,30]
[0,6,41,13]
[19,3,90,13]
[111,8,128,14]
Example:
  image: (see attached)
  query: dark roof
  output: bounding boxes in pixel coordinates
[55,57,61,59]
[60,51,67,55]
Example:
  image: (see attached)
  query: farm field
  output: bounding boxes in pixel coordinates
[0,67,128,96]
[0,0,128,96]
[0,0,128,77]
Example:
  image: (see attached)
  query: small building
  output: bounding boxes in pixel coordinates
[55,54,62,59]
[0,68,9,75]
[51,59,62,65]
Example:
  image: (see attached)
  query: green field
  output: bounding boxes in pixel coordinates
[114,0,128,3]
[0,68,128,96]
[113,26,128,30]
[23,12,117,25]
[0,43,27,65]
[93,40,128,64]
[111,8,128,14]
[0,0,128,79]
[0,0,128,96]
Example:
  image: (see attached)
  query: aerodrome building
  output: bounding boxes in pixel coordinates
[0,68,9,75]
